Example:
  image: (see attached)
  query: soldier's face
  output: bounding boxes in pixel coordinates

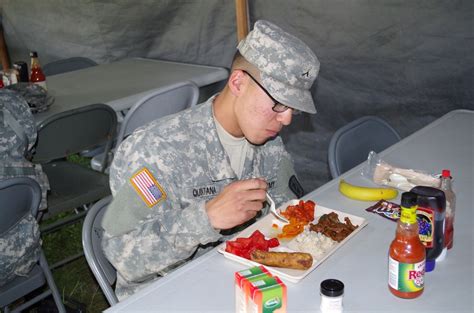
[237,80,293,145]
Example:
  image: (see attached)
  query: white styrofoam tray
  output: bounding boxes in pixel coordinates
[217,199,368,283]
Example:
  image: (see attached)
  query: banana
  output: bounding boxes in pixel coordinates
[338,179,398,201]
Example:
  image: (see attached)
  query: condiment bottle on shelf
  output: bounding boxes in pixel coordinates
[388,192,425,299]
[410,186,446,272]
[29,51,47,90]
[440,169,456,250]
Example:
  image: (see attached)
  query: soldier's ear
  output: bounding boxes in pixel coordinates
[227,69,247,96]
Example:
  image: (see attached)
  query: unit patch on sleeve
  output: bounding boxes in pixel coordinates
[130,167,167,208]
[289,175,304,198]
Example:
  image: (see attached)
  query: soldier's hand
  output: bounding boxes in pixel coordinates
[205,178,267,230]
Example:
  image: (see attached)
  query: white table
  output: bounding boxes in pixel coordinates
[106,109,473,313]
[34,58,228,123]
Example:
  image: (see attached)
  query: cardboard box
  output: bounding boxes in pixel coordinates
[248,275,287,313]
[235,266,271,313]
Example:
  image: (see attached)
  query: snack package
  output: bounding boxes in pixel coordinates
[366,200,400,222]
[362,151,441,191]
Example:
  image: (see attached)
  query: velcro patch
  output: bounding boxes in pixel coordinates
[130,168,166,208]
[289,175,304,198]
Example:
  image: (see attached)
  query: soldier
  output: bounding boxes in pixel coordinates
[0,89,48,285]
[102,20,320,300]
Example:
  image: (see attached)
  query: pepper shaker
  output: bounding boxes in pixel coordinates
[320,279,344,313]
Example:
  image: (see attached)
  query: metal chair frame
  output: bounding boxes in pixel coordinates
[0,177,66,313]
[90,80,199,172]
[82,195,118,306]
[328,115,401,178]
[32,103,116,239]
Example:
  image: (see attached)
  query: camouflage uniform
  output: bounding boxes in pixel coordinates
[0,213,41,286]
[102,98,300,300]
[0,89,50,211]
[0,89,46,286]
[102,20,319,301]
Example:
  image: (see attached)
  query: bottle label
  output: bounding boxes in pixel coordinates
[417,207,434,248]
[320,295,343,313]
[388,257,425,292]
[400,206,417,224]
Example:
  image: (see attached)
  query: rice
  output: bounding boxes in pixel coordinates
[287,227,337,261]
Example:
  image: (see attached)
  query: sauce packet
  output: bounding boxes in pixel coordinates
[366,200,400,222]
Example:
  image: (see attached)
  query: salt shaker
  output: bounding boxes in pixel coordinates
[320,279,344,313]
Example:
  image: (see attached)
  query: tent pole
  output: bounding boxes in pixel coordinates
[235,0,249,42]
[0,26,11,70]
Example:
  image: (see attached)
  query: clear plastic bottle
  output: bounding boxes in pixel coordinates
[29,51,47,90]
[440,169,456,249]
[388,192,426,299]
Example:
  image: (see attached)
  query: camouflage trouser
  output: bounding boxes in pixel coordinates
[0,214,41,286]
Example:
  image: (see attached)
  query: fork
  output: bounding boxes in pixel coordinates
[266,192,289,223]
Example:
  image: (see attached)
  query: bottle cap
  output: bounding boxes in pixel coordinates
[400,192,417,208]
[442,169,451,178]
[426,259,436,272]
[320,279,344,297]
[30,51,38,58]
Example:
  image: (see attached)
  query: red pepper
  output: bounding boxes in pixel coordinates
[225,230,280,260]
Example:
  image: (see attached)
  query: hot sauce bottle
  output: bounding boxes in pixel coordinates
[388,192,426,299]
[29,51,47,90]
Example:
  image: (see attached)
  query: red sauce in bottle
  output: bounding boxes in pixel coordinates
[29,51,47,90]
[388,192,426,299]
[440,169,456,249]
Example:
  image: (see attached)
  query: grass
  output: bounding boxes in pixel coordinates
[45,154,109,312]
[67,154,92,167]
[40,212,109,312]
[5,211,110,313]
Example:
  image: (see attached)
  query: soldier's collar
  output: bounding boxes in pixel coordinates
[202,97,236,181]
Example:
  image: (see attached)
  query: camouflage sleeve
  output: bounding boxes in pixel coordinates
[270,146,303,206]
[101,171,221,284]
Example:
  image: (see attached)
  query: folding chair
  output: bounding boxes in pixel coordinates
[31,103,117,232]
[90,80,199,172]
[328,116,401,178]
[0,177,66,313]
[43,57,97,76]
[82,195,118,306]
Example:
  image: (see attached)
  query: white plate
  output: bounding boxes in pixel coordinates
[217,199,368,283]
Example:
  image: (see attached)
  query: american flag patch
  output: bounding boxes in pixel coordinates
[130,168,166,207]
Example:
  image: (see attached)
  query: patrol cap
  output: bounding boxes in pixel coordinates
[237,20,320,114]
